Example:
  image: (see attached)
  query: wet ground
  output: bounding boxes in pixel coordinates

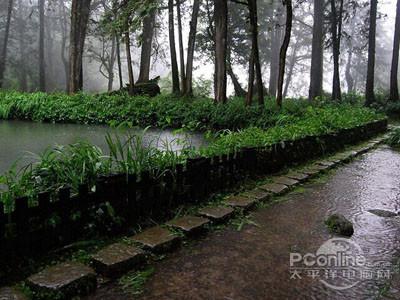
[88,146,400,300]
[0,120,205,174]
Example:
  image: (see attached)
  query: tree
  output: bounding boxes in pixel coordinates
[168,0,180,93]
[390,0,400,102]
[365,0,377,106]
[184,0,201,96]
[214,0,228,103]
[137,7,156,83]
[39,0,46,91]
[68,0,92,93]
[277,0,293,108]
[309,0,324,100]
[330,0,344,101]
[176,0,186,92]
[0,0,14,88]
[269,5,283,98]
[246,0,264,106]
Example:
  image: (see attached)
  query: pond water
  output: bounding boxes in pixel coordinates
[0,120,206,175]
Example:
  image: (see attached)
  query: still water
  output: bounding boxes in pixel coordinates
[0,120,206,174]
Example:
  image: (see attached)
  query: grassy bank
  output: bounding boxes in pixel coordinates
[0,91,341,131]
[0,98,385,209]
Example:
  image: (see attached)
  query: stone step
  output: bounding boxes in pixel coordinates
[259,183,289,195]
[225,195,258,210]
[0,287,27,300]
[241,188,271,202]
[166,216,210,234]
[198,206,234,222]
[27,262,97,299]
[316,160,336,168]
[130,226,180,253]
[91,242,145,277]
[272,176,299,188]
[286,171,309,182]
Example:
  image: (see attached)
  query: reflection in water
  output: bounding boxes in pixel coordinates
[0,120,206,175]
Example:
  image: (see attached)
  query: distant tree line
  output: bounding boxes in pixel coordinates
[0,0,400,107]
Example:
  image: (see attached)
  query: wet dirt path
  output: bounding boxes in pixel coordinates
[89,146,400,300]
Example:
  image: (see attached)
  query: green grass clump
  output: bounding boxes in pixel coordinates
[386,128,400,147]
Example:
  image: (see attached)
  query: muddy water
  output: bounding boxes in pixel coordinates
[0,120,206,175]
[88,146,400,300]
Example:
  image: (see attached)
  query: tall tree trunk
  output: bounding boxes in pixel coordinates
[125,31,135,95]
[345,49,354,93]
[277,0,292,108]
[227,61,246,97]
[214,0,228,103]
[68,0,92,94]
[269,6,283,98]
[365,0,377,106]
[17,0,27,91]
[0,0,14,88]
[59,0,69,92]
[39,0,46,91]
[309,0,324,100]
[184,0,201,97]
[330,0,343,101]
[107,36,116,92]
[168,0,180,94]
[137,9,156,83]
[390,0,400,101]
[250,0,264,105]
[176,0,186,93]
[283,40,298,98]
[116,36,123,90]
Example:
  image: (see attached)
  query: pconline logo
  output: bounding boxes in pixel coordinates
[289,238,391,290]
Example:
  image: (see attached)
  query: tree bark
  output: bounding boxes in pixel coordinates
[59,0,69,92]
[277,0,292,108]
[137,9,156,83]
[345,49,354,93]
[176,0,186,93]
[309,0,324,100]
[116,36,123,90]
[68,0,92,94]
[184,0,201,97]
[390,0,400,101]
[365,0,377,106]
[169,0,180,94]
[269,6,283,98]
[330,0,343,101]
[283,40,299,98]
[125,31,135,95]
[17,0,27,91]
[246,0,264,105]
[39,0,46,91]
[0,0,14,88]
[214,0,228,103]
[227,61,246,97]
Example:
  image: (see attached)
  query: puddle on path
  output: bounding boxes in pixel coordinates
[87,147,400,300]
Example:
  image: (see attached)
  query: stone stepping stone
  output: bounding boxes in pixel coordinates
[131,226,179,252]
[91,243,145,277]
[27,262,96,298]
[198,206,234,222]
[242,188,271,202]
[273,176,299,187]
[0,287,28,300]
[259,183,289,195]
[317,160,336,168]
[368,209,398,218]
[226,195,258,210]
[166,216,210,234]
[286,172,309,182]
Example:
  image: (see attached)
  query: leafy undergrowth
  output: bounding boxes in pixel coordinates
[0,91,360,131]
[386,127,400,147]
